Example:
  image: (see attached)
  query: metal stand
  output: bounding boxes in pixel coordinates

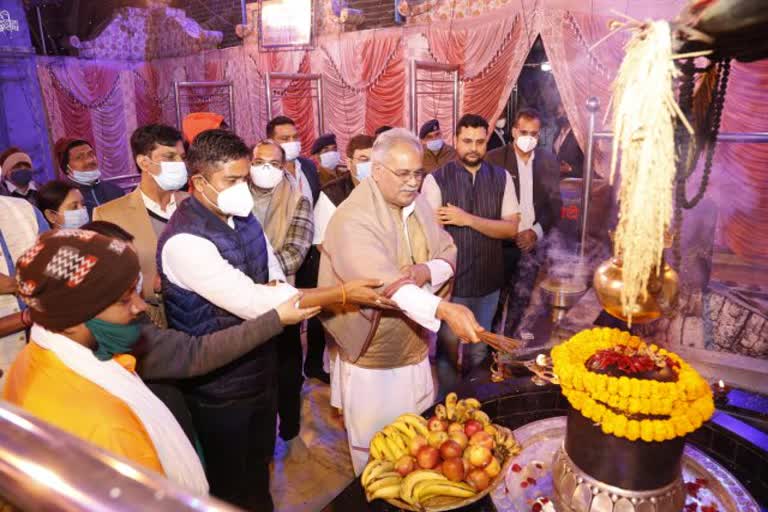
[409,60,460,135]
[265,72,324,134]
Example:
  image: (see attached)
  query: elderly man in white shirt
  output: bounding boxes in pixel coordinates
[318,128,484,474]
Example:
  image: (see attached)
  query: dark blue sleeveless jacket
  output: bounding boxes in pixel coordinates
[157,196,272,400]
[432,160,507,297]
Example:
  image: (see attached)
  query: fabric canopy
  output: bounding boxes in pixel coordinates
[35,2,768,259]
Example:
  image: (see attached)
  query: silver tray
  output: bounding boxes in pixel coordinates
[491,416,760,512]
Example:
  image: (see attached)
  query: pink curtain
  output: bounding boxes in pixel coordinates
[715,60,768,260]
[423,11,530,137]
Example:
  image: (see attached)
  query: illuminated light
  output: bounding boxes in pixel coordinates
[540,62,552,72]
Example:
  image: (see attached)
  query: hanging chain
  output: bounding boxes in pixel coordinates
[672,59,697,268]
[682,59,731,209]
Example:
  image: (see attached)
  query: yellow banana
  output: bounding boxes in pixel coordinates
[368,484,402,501]
[455,402,469,422]
[374,433,395,461]
[384,435,405,460]
[398,414,429,437]
[435,404,448,420]
[400,470,446,505]
[445,392,458,409]
[465,398,482,409]
[383,427,409,452]
[367,475,402,493]
[369,439,383,460]
[390,420,417,440]
[361,460,386,487]
[414,481,476,503]
[472,410,491,426]
[362,461,395,488]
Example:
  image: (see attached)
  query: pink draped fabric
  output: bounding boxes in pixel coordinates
[716,60,768,259]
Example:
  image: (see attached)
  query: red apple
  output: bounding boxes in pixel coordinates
[464,419,484,437]
[427,431,449,449]
[484,456,501,478]
[434,461,444,475]
[416,445,440,469]
[466,468,491,491]
[447,422,465,435]
[439,439,463,460]
[449,431,469,449]
[442,457,466,482]
[395,455,417,476]
[428,416,448,432]
[467,445,493,468]
[409,435,428,457]
[469,431,494,451]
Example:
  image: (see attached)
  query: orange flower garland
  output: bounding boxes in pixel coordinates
[552,327,715,442]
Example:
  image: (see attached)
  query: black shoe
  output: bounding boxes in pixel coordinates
[304,368,331,384]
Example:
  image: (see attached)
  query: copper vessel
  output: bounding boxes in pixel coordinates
[593,256,679,323]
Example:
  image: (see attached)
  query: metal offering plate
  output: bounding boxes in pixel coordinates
[490,417,760,512]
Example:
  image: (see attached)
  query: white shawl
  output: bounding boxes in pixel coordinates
[31,325,209,495]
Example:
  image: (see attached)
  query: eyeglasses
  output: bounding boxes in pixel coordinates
[380,163,426,182]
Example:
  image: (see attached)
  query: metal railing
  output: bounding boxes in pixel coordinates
[580,96,768,258]
[0,400,241,511]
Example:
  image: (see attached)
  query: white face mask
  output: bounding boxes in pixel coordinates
[202,180,254,217]
[319,150,340,169]
[354,161,372,181]
[152,161,188,191]
[61,207,89,229]
[426,139,444,153]
[281,141,301,162]
[495,118,507,129]
[515,135,538,153]
[69,168,101,185]
[250,164,284,190]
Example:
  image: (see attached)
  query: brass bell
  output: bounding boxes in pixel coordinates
[593,256,680,324]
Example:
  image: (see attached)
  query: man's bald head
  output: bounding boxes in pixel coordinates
[371,128,425,208]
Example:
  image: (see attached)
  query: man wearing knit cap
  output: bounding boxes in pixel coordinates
[3,229,208,494]
[420,119,457,173]
[53,137,124,215]
[0,148,39,206]
[182,112,226,144]
[310,133,346,186]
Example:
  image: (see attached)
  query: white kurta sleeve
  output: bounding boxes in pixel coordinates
[501,171,521,220]
[265,237,287,282]
[420,174,443,212]
[161,233,297,320]
[312,192,337,245]
[424,259,453,291]
[391,284,441,333]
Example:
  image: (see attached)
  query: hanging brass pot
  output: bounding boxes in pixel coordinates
[593,256,680,324]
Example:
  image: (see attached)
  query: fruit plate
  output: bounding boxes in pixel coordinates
[384,425,515,512]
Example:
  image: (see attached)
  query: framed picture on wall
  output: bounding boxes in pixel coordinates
[259,0,315,51]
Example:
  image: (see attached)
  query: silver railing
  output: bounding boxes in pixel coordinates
[0,400,241,511]
[580,96,768,258]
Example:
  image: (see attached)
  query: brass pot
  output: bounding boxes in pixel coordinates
[593,256,679,323]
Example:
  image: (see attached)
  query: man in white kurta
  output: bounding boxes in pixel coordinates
[318,129,483,474]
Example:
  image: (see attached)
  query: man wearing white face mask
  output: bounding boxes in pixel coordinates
[54,138,124,215]
[419,119,457,173]
[266,116,321,207]
[94,125,189,326]
[311,133,346,187]
[486,108,562,336]
[157,129,395,509]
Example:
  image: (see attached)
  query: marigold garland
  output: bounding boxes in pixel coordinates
[552,327,715,442]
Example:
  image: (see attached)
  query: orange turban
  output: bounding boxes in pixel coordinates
[182,112,225,144]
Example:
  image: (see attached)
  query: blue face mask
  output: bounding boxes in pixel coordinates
[86,318,142,361]
[355,161,372,181]
[426,139,444,153]
[10,168,34,187]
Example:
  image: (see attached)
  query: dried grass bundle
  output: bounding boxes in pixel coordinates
[608,20,690,324]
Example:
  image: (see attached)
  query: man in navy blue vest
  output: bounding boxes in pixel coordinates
[422,114,521,394]
[157,130,391,510]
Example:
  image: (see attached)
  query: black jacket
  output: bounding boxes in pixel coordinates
[297,156,321,203]
[556,130,584,178]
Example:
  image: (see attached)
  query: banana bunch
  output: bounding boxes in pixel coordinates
[370,413,429,461]
[494,428,522,457]
[434,392,487,424]
[361,460,402,501]
[399,470,476,507]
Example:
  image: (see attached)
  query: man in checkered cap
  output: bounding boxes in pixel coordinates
[3,229,208,494]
